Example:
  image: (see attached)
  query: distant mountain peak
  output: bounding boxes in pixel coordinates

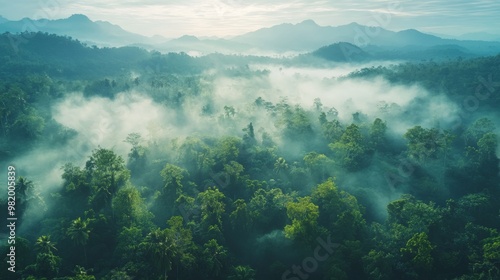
[298,19,318,26]
[311,42,370,62]
[397,29,441,41]
[176,35,199,42]
[399,28,421,34]
[68,14,91,22]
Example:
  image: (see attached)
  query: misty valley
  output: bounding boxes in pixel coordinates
[0,30,500,280]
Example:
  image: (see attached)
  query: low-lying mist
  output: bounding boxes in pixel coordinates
[214,64,460,135]
[3,61,466,232]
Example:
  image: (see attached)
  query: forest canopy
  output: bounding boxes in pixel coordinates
[0,32,499,280]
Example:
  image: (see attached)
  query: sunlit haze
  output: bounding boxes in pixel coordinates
[1,0,500,38]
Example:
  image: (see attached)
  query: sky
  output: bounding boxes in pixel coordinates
[0,0,499,38]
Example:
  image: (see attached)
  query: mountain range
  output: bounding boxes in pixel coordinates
[1,14,500,59]
[0,14,149,46]
[232,20,500,56]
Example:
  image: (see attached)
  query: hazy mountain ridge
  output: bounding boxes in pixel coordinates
[0,14,151,46]
[234,19,500,56]
[1,14,500,58]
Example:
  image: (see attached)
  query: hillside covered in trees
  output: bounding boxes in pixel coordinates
[0,32,499,280]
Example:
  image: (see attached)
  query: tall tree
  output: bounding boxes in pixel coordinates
[228,265,256,280]
[112,185,153,228]
[400,232,435,273]
[141,228,178,280]
[160,163,189,199]
[311,179,365,241]
[67,217,91,265]
[404,126,442,162]
[284,196,321,244]
[35,235,57,255]
[370,118,387,150]
[197,187,226,236]
[274,157,288,174]
[330,124,369,171]
[86,148,130,212]
[166,216,196,279]
[202,239,228,278]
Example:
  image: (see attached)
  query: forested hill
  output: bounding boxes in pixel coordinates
[0,32,202,79]
[348,55,500,108]
[0,32,499,280]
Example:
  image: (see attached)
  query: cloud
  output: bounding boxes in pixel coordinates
[52,91,170,156]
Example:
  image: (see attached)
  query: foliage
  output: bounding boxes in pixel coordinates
[2,33,499,280]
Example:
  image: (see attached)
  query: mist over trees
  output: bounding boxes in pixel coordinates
[0,32,499,280]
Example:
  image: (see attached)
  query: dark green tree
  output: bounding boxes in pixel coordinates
[330,124,369,171]
[67,217,91,265]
